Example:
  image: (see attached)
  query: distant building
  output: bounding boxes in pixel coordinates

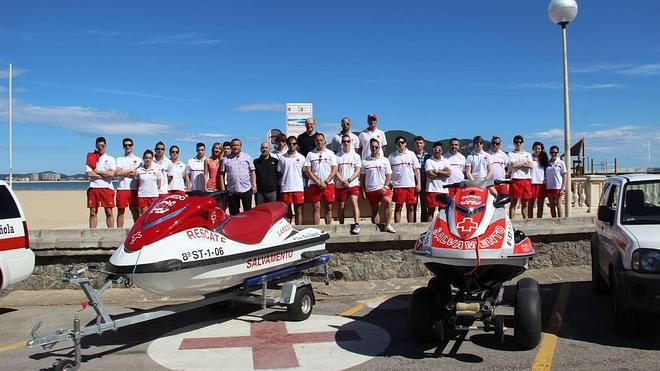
[29,173,39,181]
[40,172,61,181]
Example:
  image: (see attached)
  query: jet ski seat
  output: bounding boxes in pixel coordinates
[220,202,289,244]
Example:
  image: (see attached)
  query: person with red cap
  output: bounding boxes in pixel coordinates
[358,113,387,160]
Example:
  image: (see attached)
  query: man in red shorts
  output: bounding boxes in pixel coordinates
[361,138,396,233]
[507,135,533,219]
[487,136,509,195]
[277,136,306,225]
[85,137,116,228]
[388,136,421,223]
[334,134,362,234]
[115,137,141,227]
[304,133,338,225]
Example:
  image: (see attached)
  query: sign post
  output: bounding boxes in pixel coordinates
[285,103,313,137]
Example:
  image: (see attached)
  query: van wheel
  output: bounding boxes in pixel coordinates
[609,274,637,335]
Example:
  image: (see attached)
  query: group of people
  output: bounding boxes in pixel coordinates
[84,113,568,233]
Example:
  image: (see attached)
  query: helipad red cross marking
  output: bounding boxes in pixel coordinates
[456,218,478,234]
[178,320,361,369]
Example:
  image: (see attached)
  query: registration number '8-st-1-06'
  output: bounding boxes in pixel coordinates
[182,247,224,261]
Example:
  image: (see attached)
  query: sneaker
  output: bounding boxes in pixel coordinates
[384,224,396,233]
[351,224,360,235]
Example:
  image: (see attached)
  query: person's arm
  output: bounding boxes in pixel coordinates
[326,165,338,184]
[486,162,493,180]
[414,168,421,193]
[203,160,210,191]
[218,173,226,191]
[439,166,451,177]
[360,174,366,197]
[156,172,162,191]
[384,174,392,191]
[347,165,361,187]
[250,170,257,194]
[426,169,437,179]
[465,160,474,180]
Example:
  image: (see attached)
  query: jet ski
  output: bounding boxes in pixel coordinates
[106,191,329,297]
[410,179,542,349]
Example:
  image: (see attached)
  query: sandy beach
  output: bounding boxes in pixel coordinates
[15,190,134,230]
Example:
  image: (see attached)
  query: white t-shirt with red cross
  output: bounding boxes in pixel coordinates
[156,157,173,194]
[531,154,546,185]
[466,151,492,180]
[442,152,466,185]
[277,152,306,192]
[487,149,509,181]
[361,156,392,192]
[304,149,337,186]
[136,163,163,198]
[425,157,450,193]
[86,153,116,189]
[388,150,420,188]
[115,154,141,190]
[168,160,187,192]
[358,128,387,160]
[335,150,361,189]
[508,150,533,179]
[545,158,567,190]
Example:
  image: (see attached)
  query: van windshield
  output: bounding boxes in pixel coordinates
[0,185,21,219]
[622,180,660,225]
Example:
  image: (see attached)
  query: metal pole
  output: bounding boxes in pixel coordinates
[8,64,13,188]
[560,24,572,217]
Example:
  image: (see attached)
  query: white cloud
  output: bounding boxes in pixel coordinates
[615,63,660,76]
[175,133,232,143]
[570,62,660,76]
[0,87,28,93]
[0,68,27,79]
[0,98,172,136]
[511,82,558,89]
[141,33,222,46]
[571,83,624,91]
[0,28,37,40]
[79,30,125,37]
[78,87,186,101]
[571,63,634,73]
[233,103,285,112]
[511,82,623,91]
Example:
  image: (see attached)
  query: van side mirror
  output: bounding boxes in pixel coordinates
[597,205,614,224]
[436,194,453,209]
[493,194,512,208]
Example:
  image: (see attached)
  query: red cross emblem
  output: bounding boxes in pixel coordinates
[179,320,360,369]
[456,218,478,235]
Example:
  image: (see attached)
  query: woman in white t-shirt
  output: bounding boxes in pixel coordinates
[136,149,162,214]
[545,145,567,218]
[168,145,187,195]
[528,142,549,219]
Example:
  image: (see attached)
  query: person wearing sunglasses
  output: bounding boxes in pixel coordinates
[85,136,116,229]
[330,117,359,154]
[361,138,396,233]
[425,142,452,221]
[358,113,387,160]
[507,135,533,219]
[442,138,466,199]
[334,134,362,234]
[277,136,306,225]
[154,141,173,199]
[304,133,338,225]
[545,145,567,218]
[167,145,186,196]
[466,135,493,181]
[115,137,141,227]
[388,136,421,224]
[487,136,509,195]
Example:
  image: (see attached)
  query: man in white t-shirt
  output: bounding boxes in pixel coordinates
[487,136,509,195]
[154,141,173,199]
[304,133,338,225]
[507,135,533,219]
[388,136,421,223]
[278,136,306,225]
[167,145,187,195]
[272,133,288,161]
[85,136,116,229]
[186,142,206,191]
[115,137,141,228]
[360,138,396,233]
[334,134,362,234]
[330,117,360,153]
[465,135,493,181]
[443,138,466,200]
[425,142,452,221]
[358,113,387,160]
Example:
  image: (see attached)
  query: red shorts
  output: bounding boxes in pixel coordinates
[510,179,532,200]
[546,188,561,196]
[392,187,416,205]
[116,189,138,208]
[279,191,304,205]
[335,185,360,202]
[306,184,335,203]
[426,192,448,208]
[169,190,186,196]
[530,183,546,199]
[365,188,393,207]
[87,188,115,208]
[493,184,509,195]
[138,197,159,208]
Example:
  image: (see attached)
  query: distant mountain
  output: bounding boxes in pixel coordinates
[0,171,85,180]
[383,130,488,157]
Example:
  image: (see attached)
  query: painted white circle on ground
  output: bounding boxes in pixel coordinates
[148,314,390,370]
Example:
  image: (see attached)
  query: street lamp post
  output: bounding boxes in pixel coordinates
[548,0,578,218]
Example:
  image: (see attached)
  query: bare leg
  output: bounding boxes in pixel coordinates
[537,196,545,218]
[337,200,346,224]
[285,205,293,223]
[105,208,115,228]
[394,204,403,223]
[312,201,321,225]
[509,199,518,220]
[295,204,304,225]
[350,195,360,224]
[527,199,536,219]
[383,198,394,225]
[406,204,414,223]
[520,199,529,219]
[426,207,435,222]
[557,195,564,218]
[130,206,140,222]
[370,205,380,224]
[323,201,332,225]
[89,207,98,229]
[117,208,125,228]
[549,196,557,218]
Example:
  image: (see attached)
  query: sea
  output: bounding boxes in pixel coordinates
[10,181,89,191]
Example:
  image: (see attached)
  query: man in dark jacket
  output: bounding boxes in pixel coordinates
[254,141,279,205]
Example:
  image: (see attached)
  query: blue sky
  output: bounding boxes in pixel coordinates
[1,0,659,174]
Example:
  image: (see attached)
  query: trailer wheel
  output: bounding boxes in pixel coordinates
[54,359,76,371]
[287,285,314,321]
[409,287,436,342]
[514,281,542,350]
[494,316,505,345]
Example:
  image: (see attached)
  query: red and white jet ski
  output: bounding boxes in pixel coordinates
[106,192,329,297]
[410,179,542,349]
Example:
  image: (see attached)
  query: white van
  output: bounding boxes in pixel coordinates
[0,180,35,290]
